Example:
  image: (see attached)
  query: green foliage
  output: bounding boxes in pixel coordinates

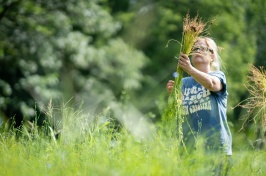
[0,0,148,124]
[247,0,266,67]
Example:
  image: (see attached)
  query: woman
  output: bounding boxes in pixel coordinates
[166,37,232,156]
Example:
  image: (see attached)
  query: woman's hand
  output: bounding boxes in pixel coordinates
[166,80,174,94]
[178,53,193,74]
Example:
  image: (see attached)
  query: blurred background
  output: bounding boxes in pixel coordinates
[0,0,265,148]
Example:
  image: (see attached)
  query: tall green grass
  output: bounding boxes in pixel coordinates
[1,105,266,176]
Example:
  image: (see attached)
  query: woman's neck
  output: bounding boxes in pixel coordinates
[194,64,212,73]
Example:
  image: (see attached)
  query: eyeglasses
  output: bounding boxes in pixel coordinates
[191,46,213,54]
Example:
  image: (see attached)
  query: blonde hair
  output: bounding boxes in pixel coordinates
[195,37,222,71]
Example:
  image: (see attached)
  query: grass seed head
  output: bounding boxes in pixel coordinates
[183,13,205,36]
[239,65,266,130]
[181,13,207,55]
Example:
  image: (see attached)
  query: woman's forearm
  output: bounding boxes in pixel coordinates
[187,67,222,92]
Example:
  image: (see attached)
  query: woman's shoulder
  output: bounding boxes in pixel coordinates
[210,70,224,74]
[209,70,226,77]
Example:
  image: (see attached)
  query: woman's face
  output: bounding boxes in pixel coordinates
[191,39,214,66]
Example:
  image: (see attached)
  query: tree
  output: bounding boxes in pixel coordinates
[0,0,148,128]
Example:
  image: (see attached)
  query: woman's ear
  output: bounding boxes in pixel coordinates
[210,54,214,62]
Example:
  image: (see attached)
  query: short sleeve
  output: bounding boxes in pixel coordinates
[209,71,227,96]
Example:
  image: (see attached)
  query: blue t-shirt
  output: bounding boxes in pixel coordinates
[181,71,232,155]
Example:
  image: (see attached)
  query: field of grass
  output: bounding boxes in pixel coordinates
[1,106,266,176]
